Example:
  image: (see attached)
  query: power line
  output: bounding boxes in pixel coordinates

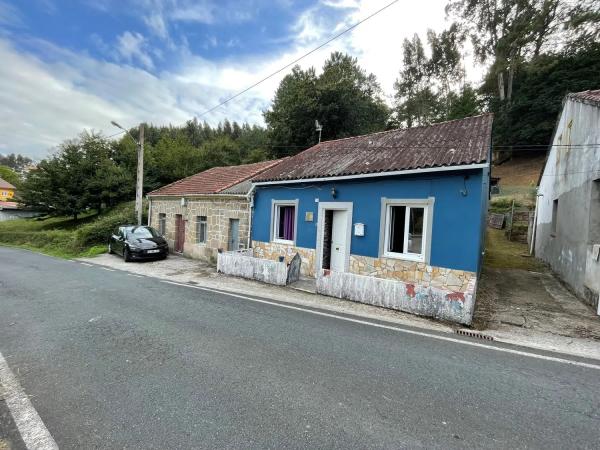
[191,0,400,121]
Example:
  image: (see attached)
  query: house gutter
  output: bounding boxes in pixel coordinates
[147,196,152,226]
[246,184,256,249]
[252,163,489,186]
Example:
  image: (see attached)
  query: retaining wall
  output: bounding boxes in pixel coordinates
[217,249,289,286]
[316,269,477,324]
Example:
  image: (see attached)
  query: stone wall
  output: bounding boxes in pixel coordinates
[349,255,475,293]
[252,240,316,277]
[251,240,475,292]
[150,196,250,261]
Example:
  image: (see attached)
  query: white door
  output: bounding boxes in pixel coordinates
[330,210,348,272]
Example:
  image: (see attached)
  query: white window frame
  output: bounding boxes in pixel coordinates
[380,198,434,263]
[196,215,207,245]
[271,199,298,245]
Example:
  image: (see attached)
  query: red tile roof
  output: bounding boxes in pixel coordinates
[0,177,16,190]
[568,89,600,107]
[148,159,284,196]
[254,114,493,182]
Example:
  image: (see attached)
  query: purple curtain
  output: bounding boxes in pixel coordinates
[283,206,294,240]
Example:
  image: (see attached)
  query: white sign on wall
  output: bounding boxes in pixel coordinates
[354,223,365,236]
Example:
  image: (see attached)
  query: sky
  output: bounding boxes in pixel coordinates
[0,0,484,160]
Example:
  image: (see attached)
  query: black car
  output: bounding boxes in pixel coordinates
[109,225,169,262]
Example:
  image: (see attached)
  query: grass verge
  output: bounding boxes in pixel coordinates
[484,228,546,271]
[0,201,141,259]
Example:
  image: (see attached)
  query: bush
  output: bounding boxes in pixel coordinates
[75,205,136,247]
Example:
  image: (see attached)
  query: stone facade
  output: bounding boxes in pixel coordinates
[252,240,475,293]
[349,254,475,293]
[252,240,316,277]
[150,196,250,261]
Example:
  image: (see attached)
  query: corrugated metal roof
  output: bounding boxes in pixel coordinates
[568,89,600,107]
[148,159,284,197]
[254,114,493,182]
[0,177,16,190]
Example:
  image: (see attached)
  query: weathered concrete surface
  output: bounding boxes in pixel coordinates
[474,266,600,346]
[535,96,600,310]
[316,269,476,325]
[217,250,288,286]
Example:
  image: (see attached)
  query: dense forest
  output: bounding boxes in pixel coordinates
[5,0,598,219]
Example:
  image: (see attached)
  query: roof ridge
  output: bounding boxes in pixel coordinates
[316,113,493,146]
[147,159,285,196]
[216,158,285,193]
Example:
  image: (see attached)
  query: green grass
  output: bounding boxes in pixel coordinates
[0,202,142,259]
[484,228,546,271]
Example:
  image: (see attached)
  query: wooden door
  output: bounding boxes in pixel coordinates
[175,214,185,253]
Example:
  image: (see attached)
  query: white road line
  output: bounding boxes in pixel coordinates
[161,280,600,371]
[0,352,58,450]
[79,263,93,267]
[101,268,115,272]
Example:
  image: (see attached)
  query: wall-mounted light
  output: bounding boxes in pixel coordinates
[331,187,337,199]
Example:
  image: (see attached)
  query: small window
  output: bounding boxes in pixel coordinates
[273,203,296,243]
[383,202,428,262]
[551,199,558,235]
[196,216,207,244]
[158,213,166,236]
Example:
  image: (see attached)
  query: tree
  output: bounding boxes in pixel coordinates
[264,65,319,155]
[0,153,32,173]
[446,0,598,103]
[482,43,600,148]
[264,52,389,157]
[20,132,133,219]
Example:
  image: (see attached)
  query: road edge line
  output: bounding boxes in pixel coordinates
[0,352,58,450]
[161,280,600,371]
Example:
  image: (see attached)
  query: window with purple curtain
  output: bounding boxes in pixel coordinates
[276,205,295,241]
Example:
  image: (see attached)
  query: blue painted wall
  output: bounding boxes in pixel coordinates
[251,169,487,272]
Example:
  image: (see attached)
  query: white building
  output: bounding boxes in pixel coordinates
[535,89,600,312]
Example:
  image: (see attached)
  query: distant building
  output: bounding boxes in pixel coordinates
[535,89,600,311]
[0,201,43,221]
[0,177,16,201]
[147,160,283,261]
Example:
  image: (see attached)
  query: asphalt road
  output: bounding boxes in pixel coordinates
[0,247,599,449]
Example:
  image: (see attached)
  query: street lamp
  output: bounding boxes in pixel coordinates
[112,121,144,226]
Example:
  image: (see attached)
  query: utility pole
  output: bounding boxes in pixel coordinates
[111,121,144,226]
[136,124,144,226]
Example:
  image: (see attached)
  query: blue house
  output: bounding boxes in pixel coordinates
[249,114,493,324]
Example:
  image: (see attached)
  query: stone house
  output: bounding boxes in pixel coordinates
[147,160,282,261]
[535,89,600,312]
[248,114,493,324]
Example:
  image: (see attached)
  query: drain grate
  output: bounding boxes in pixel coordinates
[454,329,494,341]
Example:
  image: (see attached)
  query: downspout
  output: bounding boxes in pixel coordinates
[246,184,256,249]
[147,196,152,226]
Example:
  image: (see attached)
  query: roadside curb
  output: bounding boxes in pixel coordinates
[76,255,600,363]
[0,352,57,450]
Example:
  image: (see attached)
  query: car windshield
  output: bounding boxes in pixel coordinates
[127,227,159,239]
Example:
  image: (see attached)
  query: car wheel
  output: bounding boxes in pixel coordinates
[123,247,131,262]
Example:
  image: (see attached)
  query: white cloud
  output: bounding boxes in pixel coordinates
[144,13,169,39]
[1,0,489,159]
[116,31,154,69]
